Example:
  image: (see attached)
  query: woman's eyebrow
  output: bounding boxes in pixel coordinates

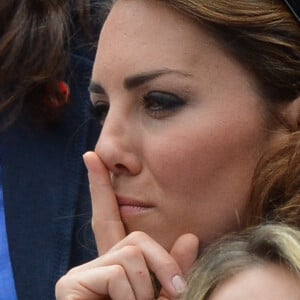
[89,82,105,95]
[89,68,192,94]
[124,69,192,90]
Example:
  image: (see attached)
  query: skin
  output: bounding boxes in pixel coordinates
[55,0,292,299]
[209,263,300,300]
[90,0,271,251]
[56,152,199,299]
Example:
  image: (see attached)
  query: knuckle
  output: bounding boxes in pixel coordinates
[160,259,179,274]
[91,218,104,237]
[91,217,101,230]
[110,264,126,279]
[55,275,66,291]
[55,275,72,298]
[66,265,81,276]
[128,230,148,241]
[122,244,142,258]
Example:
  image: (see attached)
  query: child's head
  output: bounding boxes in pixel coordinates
[183,223,300,299]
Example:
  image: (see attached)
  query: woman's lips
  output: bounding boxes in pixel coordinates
[116,196,154,216]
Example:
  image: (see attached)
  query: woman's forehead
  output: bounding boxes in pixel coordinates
[95,0,221,78]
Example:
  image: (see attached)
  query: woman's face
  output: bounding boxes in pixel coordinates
[91,0,273,250]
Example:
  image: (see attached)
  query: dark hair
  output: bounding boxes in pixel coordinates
[0,0,107,128]
[247,131,300,227]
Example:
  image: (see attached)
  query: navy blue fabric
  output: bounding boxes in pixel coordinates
[0,162,18,300]
[1,52,100,300]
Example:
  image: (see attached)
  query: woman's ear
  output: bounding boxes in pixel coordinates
[282,96,300,131]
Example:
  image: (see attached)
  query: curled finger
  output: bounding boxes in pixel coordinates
[55,265,135,300]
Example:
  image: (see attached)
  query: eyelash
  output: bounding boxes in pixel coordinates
[89,101,109,125]
[142,91,186,118]
[90,91,186,124]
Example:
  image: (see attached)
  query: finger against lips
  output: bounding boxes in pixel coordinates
[83,151,126,254]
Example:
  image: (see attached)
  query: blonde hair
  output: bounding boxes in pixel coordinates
[183,224,300,299]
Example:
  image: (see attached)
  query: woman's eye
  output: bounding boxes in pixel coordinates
[143,91,185,118]
[90,101,109,125]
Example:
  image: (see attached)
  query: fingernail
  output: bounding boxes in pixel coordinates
[172,275,186,294]
[82,153,88,165]
[82,151,91,162]
[82,153,90,170]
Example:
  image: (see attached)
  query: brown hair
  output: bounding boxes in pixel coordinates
[183,223,300,299]
[150,0,300,225]
[247,131,300,227]
[0,0,107,128]
[162,0,300,105]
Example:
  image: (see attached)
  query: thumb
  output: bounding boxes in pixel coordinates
[170,233,199,274]
[158,234,199,299]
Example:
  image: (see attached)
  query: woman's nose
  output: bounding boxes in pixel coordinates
[95,114,142,176]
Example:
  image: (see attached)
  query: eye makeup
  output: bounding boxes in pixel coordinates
[143,91,186,119]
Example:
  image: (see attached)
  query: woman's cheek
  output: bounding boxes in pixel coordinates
[145,132,210,194]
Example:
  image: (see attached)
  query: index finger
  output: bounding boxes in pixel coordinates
[83,151,126,254]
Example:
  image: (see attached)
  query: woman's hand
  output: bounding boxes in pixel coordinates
[55,152,199,300]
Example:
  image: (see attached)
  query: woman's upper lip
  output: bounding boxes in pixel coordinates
[116,195,154,208]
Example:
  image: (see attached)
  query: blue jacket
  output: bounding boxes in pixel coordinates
[1,52,100,300]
